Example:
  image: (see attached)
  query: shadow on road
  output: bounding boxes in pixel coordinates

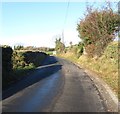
[42,56,58,66]
[2,56,62,100]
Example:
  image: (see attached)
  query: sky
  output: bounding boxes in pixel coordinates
[1,1,118,48]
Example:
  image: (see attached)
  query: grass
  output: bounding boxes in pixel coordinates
[57,52,78,63]
[45,51,53,55]
[78,55,118,94]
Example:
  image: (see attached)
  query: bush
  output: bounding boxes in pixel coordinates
[77,2,119,57]
[55,38,65,53]
[103,42,118,61]
[12,51,26,69]
[68,42,84,58]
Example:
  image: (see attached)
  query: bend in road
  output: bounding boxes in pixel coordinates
[3,56,112,112]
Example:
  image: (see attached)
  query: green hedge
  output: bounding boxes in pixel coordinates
[2,46,13,88]
[2,46,13,79]
[2,49,48,89]
[23,51,48,67]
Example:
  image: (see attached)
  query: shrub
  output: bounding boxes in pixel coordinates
[55,38,65,53]
[77,2,119,57]
[12,51,26,69]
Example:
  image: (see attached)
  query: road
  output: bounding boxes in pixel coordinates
[2,56,108,112]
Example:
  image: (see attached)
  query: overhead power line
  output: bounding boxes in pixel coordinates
[62,0,70,44]
[63,0,70,29]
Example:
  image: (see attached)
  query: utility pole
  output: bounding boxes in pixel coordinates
[62,30,64,44]
[62,0,70,45]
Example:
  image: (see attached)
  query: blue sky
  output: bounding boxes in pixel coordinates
[1,2,118,48]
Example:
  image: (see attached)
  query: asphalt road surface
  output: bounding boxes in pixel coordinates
[2,56,108,112]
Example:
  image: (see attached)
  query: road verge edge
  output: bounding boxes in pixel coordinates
[74,62,119,112]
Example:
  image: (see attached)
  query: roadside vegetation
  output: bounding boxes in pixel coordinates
[56,2,119,98]
[58,42,118,94]
[2,45,49,89]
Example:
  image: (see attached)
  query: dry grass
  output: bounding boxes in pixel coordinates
[78,55,118,95]
[57,52,78,62]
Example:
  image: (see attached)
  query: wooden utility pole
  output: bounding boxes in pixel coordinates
[62,30,64,44]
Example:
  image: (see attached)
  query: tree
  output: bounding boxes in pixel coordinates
[69,41,73,50]
[77,2,119,57]
[14,45,24,50]
[70,41,73,47]
[55,38,65,53]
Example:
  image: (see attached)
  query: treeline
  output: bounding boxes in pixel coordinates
[2,46,48,89]
[14,45,55,52]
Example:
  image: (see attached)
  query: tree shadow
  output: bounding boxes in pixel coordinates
[41,56,58,66]
[2,56,62,100]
